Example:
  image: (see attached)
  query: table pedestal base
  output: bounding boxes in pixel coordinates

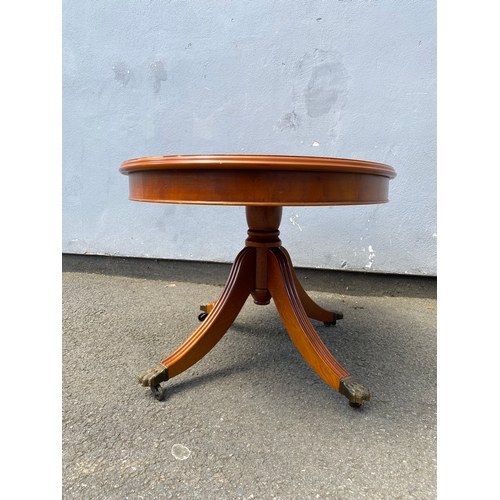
[138,207,370,407]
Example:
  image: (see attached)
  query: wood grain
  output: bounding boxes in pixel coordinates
[120,155,396,206]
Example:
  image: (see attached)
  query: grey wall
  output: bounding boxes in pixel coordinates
[62,0,436,276]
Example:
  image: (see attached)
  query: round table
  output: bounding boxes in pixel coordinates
[120,154,396,407]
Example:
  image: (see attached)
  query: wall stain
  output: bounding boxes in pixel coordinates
[303,50,350,118]
[277,110,301,131]
[149,60,167,92]
[112,62,131,87]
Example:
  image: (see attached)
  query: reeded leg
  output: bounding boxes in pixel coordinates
[280,247,343,325]
[138,247,256,388]
[267,247,370,405]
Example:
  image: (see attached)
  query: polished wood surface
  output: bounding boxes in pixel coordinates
[121,155,396,406]
[120,154,396,206]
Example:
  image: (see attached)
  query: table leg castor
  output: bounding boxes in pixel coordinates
[151,384,165,401]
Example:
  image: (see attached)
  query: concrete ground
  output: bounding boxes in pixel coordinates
[62,254,437,500]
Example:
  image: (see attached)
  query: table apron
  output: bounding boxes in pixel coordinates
[127,169,391,206]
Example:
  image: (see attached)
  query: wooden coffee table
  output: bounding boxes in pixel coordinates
[120,155,396,407]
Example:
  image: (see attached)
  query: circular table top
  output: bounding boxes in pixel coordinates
[120,154,396,206]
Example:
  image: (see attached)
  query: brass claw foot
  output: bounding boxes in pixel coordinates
[339,375,371,407]
[138,363,169,387]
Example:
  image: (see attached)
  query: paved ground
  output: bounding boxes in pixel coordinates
[62,254,437,499]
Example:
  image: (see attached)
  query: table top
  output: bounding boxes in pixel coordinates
[120,154,396,206]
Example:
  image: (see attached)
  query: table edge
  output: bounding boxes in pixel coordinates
[119,154,396,178]
[125,198,391,206]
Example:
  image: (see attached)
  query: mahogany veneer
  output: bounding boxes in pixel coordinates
[120,154,396,407]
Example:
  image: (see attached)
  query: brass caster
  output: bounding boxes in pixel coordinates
[151,384,165,401]
[138,363,169,387]
[339,375,370,407]
[323,312,343,327]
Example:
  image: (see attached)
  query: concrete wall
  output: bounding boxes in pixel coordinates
[62,0,436,276]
